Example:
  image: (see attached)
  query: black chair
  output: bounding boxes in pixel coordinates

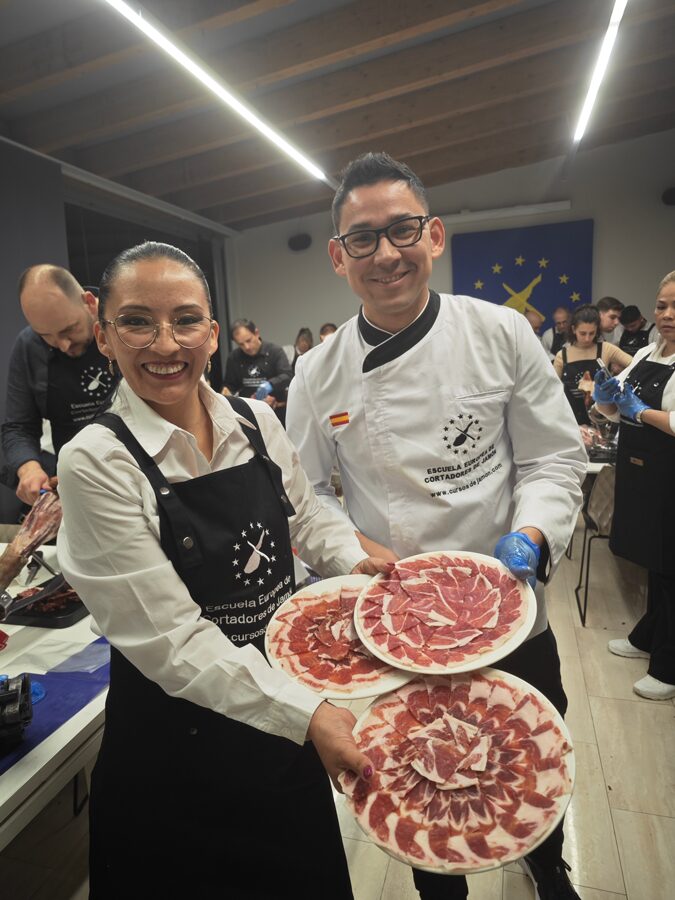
[574,464,615,626]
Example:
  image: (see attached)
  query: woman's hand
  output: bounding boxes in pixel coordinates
[307,701,373,792]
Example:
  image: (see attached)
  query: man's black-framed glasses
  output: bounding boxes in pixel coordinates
[103,313,214,349]
[335,215,431,259]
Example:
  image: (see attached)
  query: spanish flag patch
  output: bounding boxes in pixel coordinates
[329,411,350,427]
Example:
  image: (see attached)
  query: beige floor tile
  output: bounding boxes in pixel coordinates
[0,857,54,900]
[560,654,597,744]
[577,627,653,704]
[381,858,419,900]
[505,867,627,899]
[343,837,390,900]
[562,741,625,894]
[548,609,580,658]
[30,840,89,900]
[612,809,675,900]
[466,865,503,899]
[590,696,675,817]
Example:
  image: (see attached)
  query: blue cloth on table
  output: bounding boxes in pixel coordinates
[0,637,109,774]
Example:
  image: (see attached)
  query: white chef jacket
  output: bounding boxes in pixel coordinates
[594,337,675,434]
[57,379,366,746]
[287,293,587,636]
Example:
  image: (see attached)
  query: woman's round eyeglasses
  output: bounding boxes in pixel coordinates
[334,215,431,259]
[103,314,214,349]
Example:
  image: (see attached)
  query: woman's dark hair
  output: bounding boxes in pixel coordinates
[568,304,600,344]
[319,322,337,335]
[98,241,212,323]
[295,327,313,348]
[331,152,429,233]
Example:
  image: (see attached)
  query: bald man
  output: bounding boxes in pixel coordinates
[1,265,117,504]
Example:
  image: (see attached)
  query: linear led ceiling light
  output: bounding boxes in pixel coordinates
[100,0,337,188]
[573,0,629,143]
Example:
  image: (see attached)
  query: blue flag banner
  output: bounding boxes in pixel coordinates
[451,220,594,330]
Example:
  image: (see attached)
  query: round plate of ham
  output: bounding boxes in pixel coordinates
[265,575,412,699]
[340,669,574,873]
[354,552,536,674]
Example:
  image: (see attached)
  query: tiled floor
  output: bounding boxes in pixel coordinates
[1,518,673,899]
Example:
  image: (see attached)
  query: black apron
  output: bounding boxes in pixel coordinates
[610,357,675,574]
[561,343,602,425]
[619,324,655,357]
[46,340,117,454]
[88,399,353,900]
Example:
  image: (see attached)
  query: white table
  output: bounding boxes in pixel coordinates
[0,603,106,851]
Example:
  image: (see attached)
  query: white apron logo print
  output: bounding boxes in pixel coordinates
[80,365,113,399]
[443,413,483,456]
[232,523,277,587]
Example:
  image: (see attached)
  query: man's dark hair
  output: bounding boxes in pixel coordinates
[98,241,212,323]
[331,152,429,233]
[595,296,624,313]
[18,264,83,303]
[319,322,337,336]
[230,318,257,338]
[568,304,600,344]
[620,305,642,325]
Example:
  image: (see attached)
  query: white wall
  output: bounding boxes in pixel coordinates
[226,128,675,346]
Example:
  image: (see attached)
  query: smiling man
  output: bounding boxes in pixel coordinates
[1,264,117,504]
[287,153,587,900]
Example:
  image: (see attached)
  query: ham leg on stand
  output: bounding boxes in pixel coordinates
[0,491,62,593]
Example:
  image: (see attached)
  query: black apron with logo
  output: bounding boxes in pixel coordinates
[561,343,602,425]
[46,340,117,454]
[88,399,352,900]
[619,324,655,357]
[610,357,675,574]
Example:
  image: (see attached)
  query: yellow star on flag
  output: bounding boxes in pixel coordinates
[491,263,502,274]
[474,279,484,290]
[559,274,569,284]
[570,291,581,302]
[515,255,525,266]
[538,258,549,269]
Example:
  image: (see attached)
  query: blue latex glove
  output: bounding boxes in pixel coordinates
[255,381,273,400]
[592,369,621,404]
[614,383,650,423]
[494,532,540,589]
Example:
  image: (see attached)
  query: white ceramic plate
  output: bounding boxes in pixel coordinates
[265,574,413,699]
[344,667,575,874]
[354,551,537,675]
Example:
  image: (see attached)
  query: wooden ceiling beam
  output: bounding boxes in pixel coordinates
[0,1,293,105]
[161,29,675,211]
[210,83,675,228]
[8,0,526,153]
[77,0,616,180]
[107,2,673,188]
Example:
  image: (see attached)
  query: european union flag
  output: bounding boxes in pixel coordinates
[451,219,594,330]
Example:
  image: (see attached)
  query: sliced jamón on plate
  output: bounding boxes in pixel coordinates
[265,575,412,699]
[354,552,536,674]
[340,669,574,873]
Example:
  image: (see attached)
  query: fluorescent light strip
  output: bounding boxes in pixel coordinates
[100,0,336,187]
[573,0,629,143]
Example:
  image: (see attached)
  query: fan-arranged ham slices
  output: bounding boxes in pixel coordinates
[354,553,535,674]
[340,670,573,873]
[266,576,411,699]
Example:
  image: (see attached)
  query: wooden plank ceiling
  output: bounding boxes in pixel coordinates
[1,0,674,231]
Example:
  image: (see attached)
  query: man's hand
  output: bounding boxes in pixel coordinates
[16,461,51,505]
[494,530,542,589]
[351,557,394,576]
[255,381,274,401]
[307,701,373,792]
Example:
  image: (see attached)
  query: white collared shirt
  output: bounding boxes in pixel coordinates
[57,380,366,745]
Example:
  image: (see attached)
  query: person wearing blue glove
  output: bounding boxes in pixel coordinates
[592,368,621,404]
[255,380,273,401]
[494,531,541,589]
[594,270,675,701]
[287,153,588,900]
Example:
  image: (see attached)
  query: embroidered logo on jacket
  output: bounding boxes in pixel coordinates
[329,411,350,427]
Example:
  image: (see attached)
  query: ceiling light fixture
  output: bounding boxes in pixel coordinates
[573,0,629,143]
[99,0,337,188]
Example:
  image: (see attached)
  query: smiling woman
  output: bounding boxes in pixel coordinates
[54,241,390,899]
